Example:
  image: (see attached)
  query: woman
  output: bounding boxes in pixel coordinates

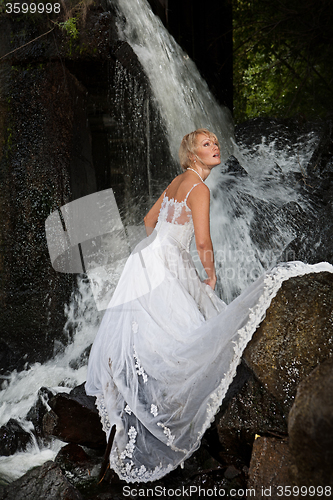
[144,129,219,290]
[85,128,332,483]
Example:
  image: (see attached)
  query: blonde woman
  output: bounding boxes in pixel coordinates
[85,128,332,483]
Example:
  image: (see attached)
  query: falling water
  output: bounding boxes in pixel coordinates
[0,0,322,482]
[110,0,235,162]
[110,0,319,302]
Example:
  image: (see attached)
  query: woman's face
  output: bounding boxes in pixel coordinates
[194,133,220,167]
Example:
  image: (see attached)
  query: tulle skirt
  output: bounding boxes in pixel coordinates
[85,230,333,482]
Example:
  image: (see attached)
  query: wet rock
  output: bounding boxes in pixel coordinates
[235,117,325,155]
[0,1,171,371]
[288,356,333,487]
[215,372,287,467]
[0,419,32,457]
[43,384,106,450]
[243,272,333,413]
[224,465,241,480]
[55,443,101,491]
[26,386,54,440]
[224,155,248,176]
[283,202,333,265]
[0,460,83,500]
[247,437,292,499]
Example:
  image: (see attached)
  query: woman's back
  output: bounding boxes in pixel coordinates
[158,174,202,227]
[164,174,199,203]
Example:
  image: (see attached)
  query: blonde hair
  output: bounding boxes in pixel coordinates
[179,128,219,171]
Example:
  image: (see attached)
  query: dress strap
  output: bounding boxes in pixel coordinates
[184,183,201,208]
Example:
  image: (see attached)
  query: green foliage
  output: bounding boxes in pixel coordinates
[233,0,333,123]
[58,17,79,40]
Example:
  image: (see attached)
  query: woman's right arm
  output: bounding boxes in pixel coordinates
[187,184,217,290]
[144,189,166,236]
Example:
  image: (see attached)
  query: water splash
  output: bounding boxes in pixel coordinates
[206,129,319,301]
[0,278,101,481]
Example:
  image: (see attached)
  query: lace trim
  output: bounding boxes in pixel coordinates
[157,421,175,447]
[197,262,333,440]
[133,346,148,383]
[95,394,112,434]
[97,261,333,484]
[124,404,132,415]
[157,422,187,453]
[120,426,137,460]
[150,404,158,417]
[158,195,193,226]
[115,457,173,483]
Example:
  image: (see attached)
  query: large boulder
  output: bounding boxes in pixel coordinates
[247,437,292,499]
[243,272,333,412]
[288,356,333,488]
[214,368,287,467]
[0,461,83,500]
[0,1,171,371]
[0,419,32,457]
[42,383,105,450]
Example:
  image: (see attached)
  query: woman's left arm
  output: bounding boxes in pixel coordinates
[144,190,166,235]
[188,183,217,290]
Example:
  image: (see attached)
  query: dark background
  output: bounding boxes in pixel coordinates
[147,0,233,112]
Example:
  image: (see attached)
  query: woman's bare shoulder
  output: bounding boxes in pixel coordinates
[188,182,210,197]
[186,182,210,210]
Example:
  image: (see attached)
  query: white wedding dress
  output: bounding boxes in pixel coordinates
[85,183,333,483]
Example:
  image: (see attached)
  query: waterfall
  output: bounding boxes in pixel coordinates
[110,0,235,162]
[0,0,321,482]
[110,0,319,302]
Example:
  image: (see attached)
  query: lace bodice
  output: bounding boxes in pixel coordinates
[155,184,200,252]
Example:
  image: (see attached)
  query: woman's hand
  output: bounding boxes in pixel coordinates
[204,275,217,290]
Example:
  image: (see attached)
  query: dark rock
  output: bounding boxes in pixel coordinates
[288,356,333,487]
[110,41,150,90]
[224,465,241,480]
[43,385,105,450]
[249,200,311,258]
[55,443,101,491]
[0,341,27,375]
[273,201,311,236]
[69,382,98,412]
[0,1,173,370]
[223,155,248,176]
[235,117,325,155]
[301,119,333,204]
[26,387,54,441]
[215,372,287,467]
[56,443,91,465]
[0,418,32,457]
[243,272,333,413]
[247,437,292,498]
[282,202,333,265]
[0,460,83,500]
[0,59,82,367]
[69,346,92,371]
